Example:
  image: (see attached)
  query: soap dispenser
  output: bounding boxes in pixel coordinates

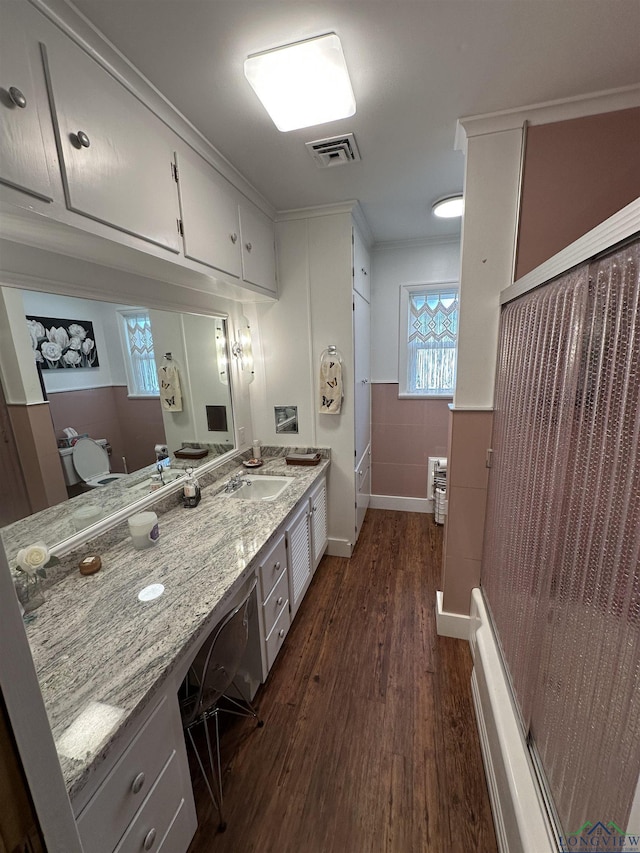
[182,467,201,508]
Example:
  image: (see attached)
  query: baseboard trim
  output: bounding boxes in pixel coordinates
[326,538,352,558]
[435,590,470,639]
[370,494,433,514]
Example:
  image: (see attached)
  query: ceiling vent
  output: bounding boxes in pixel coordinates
[305,133,361,168]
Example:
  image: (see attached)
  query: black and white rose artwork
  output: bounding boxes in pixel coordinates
[26,316,100,369]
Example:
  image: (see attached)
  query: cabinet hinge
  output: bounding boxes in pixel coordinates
[177,218,184,236]
[171,162,179,182]
[486,448,493,468]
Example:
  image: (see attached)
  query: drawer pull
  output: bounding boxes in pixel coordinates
[143,828,157,850]
[245,241,252,252]
[131,772,145,794]
[274,560,281,571]
[277,596,284,606]
[230,232,238,244]
[278,628,285,639]
[76,130,91,148]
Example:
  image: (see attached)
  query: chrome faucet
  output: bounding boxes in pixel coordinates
[224,473,251,493]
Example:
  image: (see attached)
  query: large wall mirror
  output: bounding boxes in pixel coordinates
[0,284,236,556]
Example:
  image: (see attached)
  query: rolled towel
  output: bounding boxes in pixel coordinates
[158,363,183,412]
[319,354,342,414]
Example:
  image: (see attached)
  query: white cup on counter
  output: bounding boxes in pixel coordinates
[128,511,159,550]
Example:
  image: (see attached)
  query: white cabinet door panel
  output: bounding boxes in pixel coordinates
[356,449,371,541]
[353,227,371,302]
[43,40,180,251]
[175,150,242,278]
[354,289,371,468]
[310,479,328,570]
[239,202,276,293]
[0,2,53,201]
[286,501,311,618]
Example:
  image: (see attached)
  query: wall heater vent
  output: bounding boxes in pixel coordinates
[305,133,361,168]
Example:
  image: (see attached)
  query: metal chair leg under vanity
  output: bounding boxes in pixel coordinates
[180,577,263,833]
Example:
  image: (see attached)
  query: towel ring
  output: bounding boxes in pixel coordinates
[320,345,343,365]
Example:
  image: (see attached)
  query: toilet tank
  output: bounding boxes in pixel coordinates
[59,439,108,487]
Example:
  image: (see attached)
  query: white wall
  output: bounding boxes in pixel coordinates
[371,239,461,382]
[251,211,356,555]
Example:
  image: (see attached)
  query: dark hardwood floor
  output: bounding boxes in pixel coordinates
[186,509,498,853]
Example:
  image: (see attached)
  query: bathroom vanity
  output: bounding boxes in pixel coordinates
[22,452,329,853]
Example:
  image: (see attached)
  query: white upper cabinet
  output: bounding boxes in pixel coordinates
[174,149,242,279]
[42,38,181,252]
[0,1,54,202]
[352,225,371,302]
[239,202,277,294]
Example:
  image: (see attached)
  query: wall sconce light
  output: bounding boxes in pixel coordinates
[432,194,464,219]
[244,33,356,132]
[215,319,229,385]
[231,318,254,380]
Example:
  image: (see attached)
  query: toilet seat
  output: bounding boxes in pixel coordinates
[72,438,126,488]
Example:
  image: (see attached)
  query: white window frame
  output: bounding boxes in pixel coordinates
[117,308,160,399]
[398,281,459,399]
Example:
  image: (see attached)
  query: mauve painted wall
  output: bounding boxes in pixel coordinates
[371,384,449,498]
[515,107,640,279]
[47,386,165,474]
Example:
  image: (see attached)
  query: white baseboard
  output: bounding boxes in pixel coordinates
[435,590,471,639]
[470,589,556,853]
[326,538,352,558]
[370,494,433,513]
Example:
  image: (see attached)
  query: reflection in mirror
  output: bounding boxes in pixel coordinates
[0,285,235,551]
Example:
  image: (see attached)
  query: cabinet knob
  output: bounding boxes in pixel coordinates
[277,596,283,606]
[131,771,145,794]
[8,86,27,108]
[245,242,252,253]
[143,828,157,850]
[230,233,238,244]
[274,560,281,571]
[278,628,285,638]
[76,130,91,148]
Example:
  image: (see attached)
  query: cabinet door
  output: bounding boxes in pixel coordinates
[0,1,53,201]
[352,227,371,302]
[353,289,371,467]
[310,479,328,570]
[42,39,180,251]
[356,447,371,541]
[285,500,311,619]
[174,150,242,279]
[238,202,276,294]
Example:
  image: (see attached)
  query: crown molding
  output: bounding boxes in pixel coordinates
[275,200,359,222]
[373,234,460,252]
[455,84,640,153]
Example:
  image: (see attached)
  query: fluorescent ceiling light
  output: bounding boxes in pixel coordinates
[432,195,464,219]
[244,33,356,132]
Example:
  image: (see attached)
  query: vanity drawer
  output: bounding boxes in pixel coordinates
[262,570,289,636]
[76,697,174,853]
[258,534,287,600]
[114,750,182,853]
[265,604,291,671]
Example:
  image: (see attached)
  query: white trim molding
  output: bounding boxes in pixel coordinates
[326,537,353,558]
[435,590,470,639]
[502,198,640,305]
[469,589,557,853]
[371,494,433,514]
[456,84,640,153]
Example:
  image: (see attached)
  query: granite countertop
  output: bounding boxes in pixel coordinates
[23,452,330,802]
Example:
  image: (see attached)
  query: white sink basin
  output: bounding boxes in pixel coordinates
[225,475,291,501]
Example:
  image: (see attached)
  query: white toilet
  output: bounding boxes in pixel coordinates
[60,438,127,489]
